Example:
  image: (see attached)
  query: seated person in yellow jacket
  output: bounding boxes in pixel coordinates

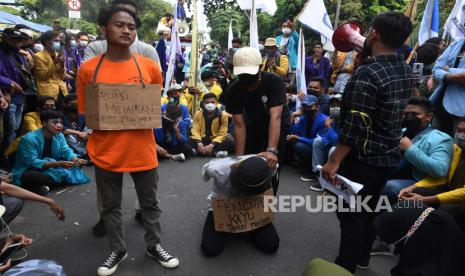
[6,96,56,156]
[161,84,188,106]
[189,93,234,157]
[261,38,289,78]
[201,71,222,99]
[399,117,465,232]
[33,31,68,99]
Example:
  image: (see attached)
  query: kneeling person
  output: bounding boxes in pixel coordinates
[201,156,279,256]
[190,93,234,158]
[12,110,90,195]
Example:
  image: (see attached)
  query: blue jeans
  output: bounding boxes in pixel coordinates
[2,195,24,224]
[292,141,313,174]
[8,103,23,143]
[382,179,416,204]
[312,137,332,173]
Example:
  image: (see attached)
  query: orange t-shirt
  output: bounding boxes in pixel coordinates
[77,54,161,172]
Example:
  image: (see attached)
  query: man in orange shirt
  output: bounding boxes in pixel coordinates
[77,6,179,276]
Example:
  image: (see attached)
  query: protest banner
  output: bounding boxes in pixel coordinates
[212,188,275,233]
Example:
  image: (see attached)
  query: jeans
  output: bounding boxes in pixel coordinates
[189,135,235,155]
[8,103,23,143]
[95,166,161,251]
[2,195,24,224]
[312,137,331,173]
[66,136,87,156]
[291,140,313,174]
[335,155,393,273]
[382,179,416,205]
[200,211,279,256]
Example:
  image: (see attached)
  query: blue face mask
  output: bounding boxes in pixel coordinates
[52,41,61,52]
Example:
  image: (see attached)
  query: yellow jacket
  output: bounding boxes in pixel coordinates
[261,55,289,77]
[5,112,42,156]
[191,110,228,143]
[208,82,223,99]
[330,51,357,84]
[33,51,68,99]
[185,90,203,115]
[415,144,464,204]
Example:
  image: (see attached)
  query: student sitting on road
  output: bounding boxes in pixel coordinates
[62,94,91,158]
[190,93,234,158]
[154,103,191,162]
[201,156,279,256]
[12,109,89,195]
[201,71,223,99]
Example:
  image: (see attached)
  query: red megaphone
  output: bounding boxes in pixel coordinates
[332,22,366,53]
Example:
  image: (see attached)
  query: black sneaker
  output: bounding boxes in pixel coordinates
[300,173,317,182]
[134,212,143,225]
[310,182,324,192]
[97,250,127,276]
[93,217,106,237]
[33,185,50,195]
[146,244,179,268]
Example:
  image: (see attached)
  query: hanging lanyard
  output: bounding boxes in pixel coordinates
[92,54,146,88]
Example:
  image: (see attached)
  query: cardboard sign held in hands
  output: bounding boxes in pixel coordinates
[85,83,161,130]
[212,188,275,233]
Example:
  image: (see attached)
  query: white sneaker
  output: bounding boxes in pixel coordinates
[216,151,228,158]
[171,153,186,162]
[146,244,179,268]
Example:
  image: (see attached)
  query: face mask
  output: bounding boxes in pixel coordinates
[330,107,340,119]
[33,43,44,52]
[266,49,275,56]
[303,109,317,118]
[70,40,77,48]
[204,103,217,112]
[52,41,61,52]
[403,116,423,139]
[79,41,88,48]
[308,89,321,97]
[282,27,292,35]
[169,97,180,105]
[258,44,264,51]
[455,133,465,149]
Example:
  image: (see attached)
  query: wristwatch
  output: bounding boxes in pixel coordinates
[266,147,279,156]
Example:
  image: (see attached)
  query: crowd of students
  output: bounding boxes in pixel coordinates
[0,0,464,275]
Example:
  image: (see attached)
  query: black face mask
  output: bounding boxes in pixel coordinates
[303,110,317,118]
[2,43,19,53]
[403,116,423,139]
[239,73,259,87]
[67,106,77,113]
[308,89,321,97]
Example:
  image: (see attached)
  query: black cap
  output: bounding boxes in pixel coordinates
[3,28,23,38]
[230,157,272,195]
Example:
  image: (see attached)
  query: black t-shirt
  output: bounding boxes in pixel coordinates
[42,137,52,159]
[227,72,289,137]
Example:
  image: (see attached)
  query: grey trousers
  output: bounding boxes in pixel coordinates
[95,166,161,251]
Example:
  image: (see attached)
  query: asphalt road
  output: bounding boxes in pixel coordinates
[9,157,396,276]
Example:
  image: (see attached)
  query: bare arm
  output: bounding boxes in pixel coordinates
[268,105,283,149]
[233,114,246,155]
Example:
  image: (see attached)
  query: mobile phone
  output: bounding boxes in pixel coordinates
[412,63,424,81]
[0,242,22,265]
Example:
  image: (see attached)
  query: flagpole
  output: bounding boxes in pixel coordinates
[189,0,199,114]
[333,0,342,28]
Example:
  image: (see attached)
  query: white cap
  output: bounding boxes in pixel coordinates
[233,47,262,76]
[18,28,33,39]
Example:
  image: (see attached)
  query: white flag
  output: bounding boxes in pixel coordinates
[296,28,306,112]
[418,0,440,45]
[444,0,465,41]
[236,0,277,16]
[249,0,259,49]
[164,3,182,93]
[228,20,233,49]
[298,0,334,51]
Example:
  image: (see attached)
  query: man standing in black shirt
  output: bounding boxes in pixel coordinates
[322,12,415,273]
[227,47,289,193]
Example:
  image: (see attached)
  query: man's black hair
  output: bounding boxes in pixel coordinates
[109,0,138,14]
[166,88,177,97]
[232,37,243,45]
[370,11,413,50]
[39,31,58,45]
[416,37,444,66]
[165,13,172,18]
[165,103,182,120]
[458,117,465,125]
[201,70,216,81]
[259,36,266,42]
[63,94,77,105]
[309,77,324,88]
[203,93,218,101]
[40,109,63,123]
[98,6,142,28]
[76,32,88,39]
[65,31,75,43]
[37,96,55,109]
[406,96,434,114]
[313,41,323,48]
[14,24,30,30]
